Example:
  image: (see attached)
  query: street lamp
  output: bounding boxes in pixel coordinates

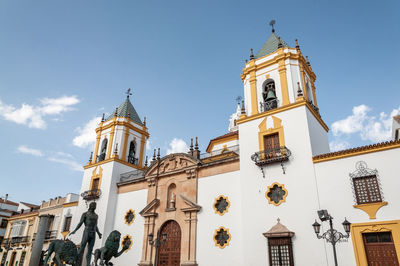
[312,210,351,266]
[148,232,167,266]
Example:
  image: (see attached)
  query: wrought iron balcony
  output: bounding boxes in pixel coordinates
[10,236,30,244]
[128,155,138,165]
[260,99,278,112]
[45,230,57,240]
[80,189,101,201]
[1,238,10,246]
[96,153,106,162]
[251,146,292,167]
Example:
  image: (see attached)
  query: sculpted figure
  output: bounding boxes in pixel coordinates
[43,239,78,265]
[93,230,130,266]
[70,202,102,266]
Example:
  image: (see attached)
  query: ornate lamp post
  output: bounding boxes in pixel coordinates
[312,210,351,266]
[148,232,167,266]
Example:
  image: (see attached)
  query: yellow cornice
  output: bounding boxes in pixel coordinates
[313,141,400,163]
[9,212,39,220]
[206,134,239,153]
[96,120,149,138]
[84,157,145,170]
[62,201,78,208]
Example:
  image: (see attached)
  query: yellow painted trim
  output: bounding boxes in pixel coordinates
[277,49,290,105]
[258,116,285,153]
[313,142,400,163]
[299,64,308,101]
[249,60,258,115]
[265,182,288,206]
[121,128,130,162]
[124,209,135,225]
[83,157,145,170]
[206,134,239,153]
[62,201,78,208]
[213,195,231,216]
[89,166,103,190]
[350,220,400,266]
[353,201,388,219]
[99,119,149,138]
[311,83,318,107]
[213,226,231,249]
[93,130,101,159]
[138,136,146,167]
[106,118,117,159]
[265,74,270,79]
[121,234,133,252]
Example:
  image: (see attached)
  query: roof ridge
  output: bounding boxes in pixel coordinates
[255,32,288,59]
[106,97,143,125]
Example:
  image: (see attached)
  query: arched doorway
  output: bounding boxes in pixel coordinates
[157,220,181,266]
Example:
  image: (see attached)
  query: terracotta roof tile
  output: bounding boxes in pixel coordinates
[0,198,19,206]
[210,131,238,142]
[313,140,400,161]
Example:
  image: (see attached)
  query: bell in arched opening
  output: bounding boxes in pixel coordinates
[128,140,137,165]
[98,138,108,162]
[262,79,278,111]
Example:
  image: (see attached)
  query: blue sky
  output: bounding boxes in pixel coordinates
[0,0,399,204]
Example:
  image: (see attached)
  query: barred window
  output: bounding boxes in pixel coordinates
[268,237,294,266]
[353,175,382,204]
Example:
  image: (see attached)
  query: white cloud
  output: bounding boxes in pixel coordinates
[329,140,350,152]
[146,140,152,151]
[47,152,83,172]
[331,104,400,143]
[166,138,188,154]
[0,96,80,129]
[73,117,102,148]
[17,145,44,157]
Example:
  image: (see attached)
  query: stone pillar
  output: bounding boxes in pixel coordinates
[29,215,51,266]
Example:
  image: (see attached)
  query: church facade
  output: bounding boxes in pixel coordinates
[69,29,400,266]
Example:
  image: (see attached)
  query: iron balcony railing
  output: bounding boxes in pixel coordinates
[260,99,278,112]
[80,189,101,201]
[96,153,106,163]
[251,146,292,166]
[5,236,31,244]
[127,155,138,165]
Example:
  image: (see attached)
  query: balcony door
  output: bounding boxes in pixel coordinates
[157,220,181,266]
[264,133,280,159]
[363,232,399,266]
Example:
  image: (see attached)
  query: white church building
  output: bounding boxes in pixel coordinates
[69,29,400,266]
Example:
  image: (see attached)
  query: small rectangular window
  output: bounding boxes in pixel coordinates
[353,175,382,204]
[63,216,72,232]
[0,219,7,229]
[268,237,294,266]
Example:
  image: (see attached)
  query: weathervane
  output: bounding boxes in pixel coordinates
[269,20,276,33]
[125,88,132,98]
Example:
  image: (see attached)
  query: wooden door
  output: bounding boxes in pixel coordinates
[157,220,181,266]
[264,133,280,158]
[91,178,100,190]
[363,232,399,266]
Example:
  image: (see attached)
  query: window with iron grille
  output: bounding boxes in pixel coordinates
[353,175,382,204]
[268,237,294,266]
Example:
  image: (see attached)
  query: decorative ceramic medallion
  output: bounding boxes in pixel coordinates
[213,226,231,249]
[121,234,133,252]
[124,209,135,225]
[213,195,230,215]
[265,182,288,206]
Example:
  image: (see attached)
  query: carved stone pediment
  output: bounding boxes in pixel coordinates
[139,199,160,217]
[180,195,201,212]
[144,153,201,178]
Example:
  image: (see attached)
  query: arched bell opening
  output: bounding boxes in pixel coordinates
[128,140,138,165]
[98,138,108,162]
[261,79,278,111]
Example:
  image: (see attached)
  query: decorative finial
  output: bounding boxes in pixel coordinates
[125,88,132,99]
[152,149,156,161]
[297,82,303,97]
[190,138,194,151]
[157,148,160,160]
[277,37,283,48]
[101,113,105,122]
[295,39,300,49]
[250,48,254,60]
[269,19,276,33]
[114,143,119,155]
[89,152,93,163]
[114,107,118,116]
[145,156,148,167]
[306,56,311,66]
[277,218,280,223]
[143,116,146,126]
[245,59,248,64]
[241,100,246,114]
[195,137,199,151]
[236,96,242,105]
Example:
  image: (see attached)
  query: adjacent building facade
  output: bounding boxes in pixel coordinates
[68,29,400,266]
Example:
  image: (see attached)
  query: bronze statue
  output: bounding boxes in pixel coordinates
[43,239,78,265]
[70,202,102,265]
[93,230,130,266]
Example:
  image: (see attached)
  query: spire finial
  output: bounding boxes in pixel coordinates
[295,39,300,49]
[297,82,303,97]
[114,107,118,116]
[277,37,283,48]
[190,138,194,152]
[157,148,160,160]
[89,152,93,163]
[143,116,146,126]
[250,48,254,60]
[241,100,246,114]
[152,149,156,161]
[269,19,276,33]
[101,113,105,122]
[125,88,132,99]
[306,56,311,66]
[145,156,148,167]
[195,137,199,151]
[114,143,119,155]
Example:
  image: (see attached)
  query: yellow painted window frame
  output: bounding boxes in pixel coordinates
[89,166,103,191]
[213,226,231,249]
[265,182,288,206]
[213,195,231,216]
[350,220,400,266]
[258,116,285,153]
